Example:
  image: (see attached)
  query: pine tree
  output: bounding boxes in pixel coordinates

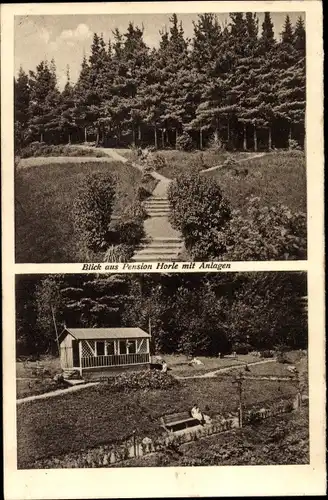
[14,67,30,150]
[294,16,306,56]
[60,66,76,144]
[281,14,294,44]
[260,12,275,53]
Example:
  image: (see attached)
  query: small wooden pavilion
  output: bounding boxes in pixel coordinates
[59,327,151,377]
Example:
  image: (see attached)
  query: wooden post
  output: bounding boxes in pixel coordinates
[78,341,83,377]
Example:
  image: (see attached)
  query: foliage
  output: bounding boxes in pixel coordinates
[168,172,231,259]
[99,369,179,392]
[14,13,305,151]
[260,350,275,359]
[19,142,108,158]
[176,132,193,151]
[233,343,252,355]
[103,244,134,263]
[220,196,307,261]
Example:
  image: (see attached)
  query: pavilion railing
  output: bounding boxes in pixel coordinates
[81,352,150,369]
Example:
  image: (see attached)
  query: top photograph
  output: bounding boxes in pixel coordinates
[14,11,306,263]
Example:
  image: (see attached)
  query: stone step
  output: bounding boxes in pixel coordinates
[134,248,181,257]
[145,212,170,217]
[140,242,182,248]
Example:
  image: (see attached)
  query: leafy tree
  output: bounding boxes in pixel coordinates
[73,172,116,255]
[168,173,231,259]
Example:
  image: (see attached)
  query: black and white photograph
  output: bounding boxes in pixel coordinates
[16,271,308,469]
[14,10,306,263]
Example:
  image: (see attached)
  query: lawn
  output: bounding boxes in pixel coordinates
[204,151,306,214]
[15,161,143,263]
[119,407,309,466]
[123,148,250,178]
[162,353,261,377]
[17,375,298,468]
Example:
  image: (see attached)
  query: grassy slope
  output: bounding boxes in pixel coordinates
[120,408,309,466]
[15,161,142,263]
[204,151,306,214]
[17,376,297,467]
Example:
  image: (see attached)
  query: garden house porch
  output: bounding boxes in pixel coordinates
[59,327,151,376]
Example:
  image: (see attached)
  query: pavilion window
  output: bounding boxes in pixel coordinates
[96,341,105,356]
[106,341,115,355]
[127,340,136,354]
[119,340,127,355]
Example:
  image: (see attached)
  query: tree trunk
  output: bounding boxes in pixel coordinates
[84,127,87,143]
[268,126,272,150]
[138,124,141,143]
[288,124,292,149]
[175,128,178,149]
[214,117,219,142]
[227,119,230,145]
[132,126,136,147]
[253,124,258,152]
[154,126,158,149]
[161,129,164,149]
[96,128,100,147]
[243,125,247,151]
[200,128,203,150]
[68,133,71,145]
[40,132,44,143]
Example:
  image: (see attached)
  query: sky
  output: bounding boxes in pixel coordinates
[15,12,304,90]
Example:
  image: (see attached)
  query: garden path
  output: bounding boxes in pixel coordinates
[84,147,183,261]
[176,359,276,380]
[16,382,99,405]
[200,152,269,173]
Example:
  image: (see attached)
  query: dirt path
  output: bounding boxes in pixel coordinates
[176,359,276,380]
[17,382,99,405]
[200,152,269,174]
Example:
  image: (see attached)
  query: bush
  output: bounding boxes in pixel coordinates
[220,196,307,261]
[19,142,108,158]
[112,218,145,246]
[73,172,116,253]
[103,244,134,263]
[99,369,179,392]
[288,139,302,151]
[148,153,167,171]
[207,134,225,152]
[176,132,193,152]
[168,173,231,259]
[260,350,275,359]
[233,343,252,355]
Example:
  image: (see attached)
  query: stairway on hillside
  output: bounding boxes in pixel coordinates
[132,195,183,262]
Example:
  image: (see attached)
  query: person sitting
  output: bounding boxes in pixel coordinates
[191,404,205,424]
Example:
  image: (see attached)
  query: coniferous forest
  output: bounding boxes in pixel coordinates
[14,13,306,152]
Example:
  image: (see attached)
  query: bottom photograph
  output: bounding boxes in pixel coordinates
[16,271,308,469]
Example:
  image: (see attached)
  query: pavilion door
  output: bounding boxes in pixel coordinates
[72,340,80,367]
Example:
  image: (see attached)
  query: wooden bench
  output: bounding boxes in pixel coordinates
[160,411,200,433]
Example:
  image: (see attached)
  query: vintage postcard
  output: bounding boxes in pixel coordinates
[1,1,325,498]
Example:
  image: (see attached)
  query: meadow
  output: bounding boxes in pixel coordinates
[17,372,298,468]
[15,160,143,263]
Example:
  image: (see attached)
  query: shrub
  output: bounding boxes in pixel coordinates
[207,134,225,152]
[288,139,302,151]
[100,369,179,392]
[148,153,167,171]
[176,132,193,152]
[113,219,145,246]
[73,172,116,253]
[260,350,274,359]
[103,244,134,263]
[168,173,231,259]
[220,196,307,261]
[233,343,252,355]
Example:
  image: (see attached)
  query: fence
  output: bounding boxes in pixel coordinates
[81,353,150,369]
